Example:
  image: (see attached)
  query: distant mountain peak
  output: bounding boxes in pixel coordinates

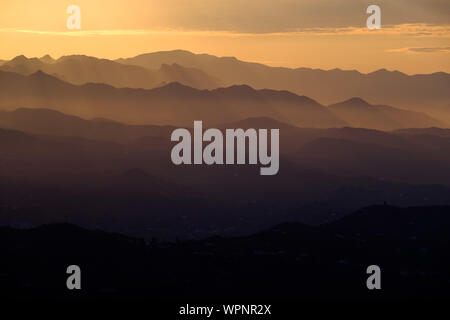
[223,84,254,92]
[369,68,406,76]
[40,54,55,63]
[57,54,101,63]
[154,81,199,94]
[5,55,44,69]
[133,49,195,60]
[30,69,47,77]
[161,49,193,55]
[328,97,373,111]
[11,54,27,62]
[161,81,190,89]
[28,70,60,82]
[343,97,370,105]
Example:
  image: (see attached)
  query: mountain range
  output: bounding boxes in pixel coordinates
[118,50,450,120]
[1,50,449,122]
[1,49,449,303]
[0,70,444,130]
[0,54,221,90]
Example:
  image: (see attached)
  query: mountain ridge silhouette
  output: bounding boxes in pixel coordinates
[0,69,444,130]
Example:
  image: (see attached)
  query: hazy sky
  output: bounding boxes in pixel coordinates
[1,0,449,73]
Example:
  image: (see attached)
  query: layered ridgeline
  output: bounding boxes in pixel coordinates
[1,51,449,122]
[2,111,450,238]
[0,70,444,129]
[1,108,450,185]
[328,98,441,131]
[117,51,450,121]
[0,54,221,90]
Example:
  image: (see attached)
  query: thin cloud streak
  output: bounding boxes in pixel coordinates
[1,24,449,38]
[386,46,450,54]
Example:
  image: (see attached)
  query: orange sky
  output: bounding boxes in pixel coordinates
[1,0,449,74]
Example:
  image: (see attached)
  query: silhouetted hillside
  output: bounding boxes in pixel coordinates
[1,205,449,300]
[327,205,450,239]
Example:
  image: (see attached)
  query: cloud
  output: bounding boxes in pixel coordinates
[1,0,449,34]
[128,0,450,33]
[1,24,449,38]
[386,46,450,54]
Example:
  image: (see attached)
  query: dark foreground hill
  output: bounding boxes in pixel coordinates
[0,205,449,300]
